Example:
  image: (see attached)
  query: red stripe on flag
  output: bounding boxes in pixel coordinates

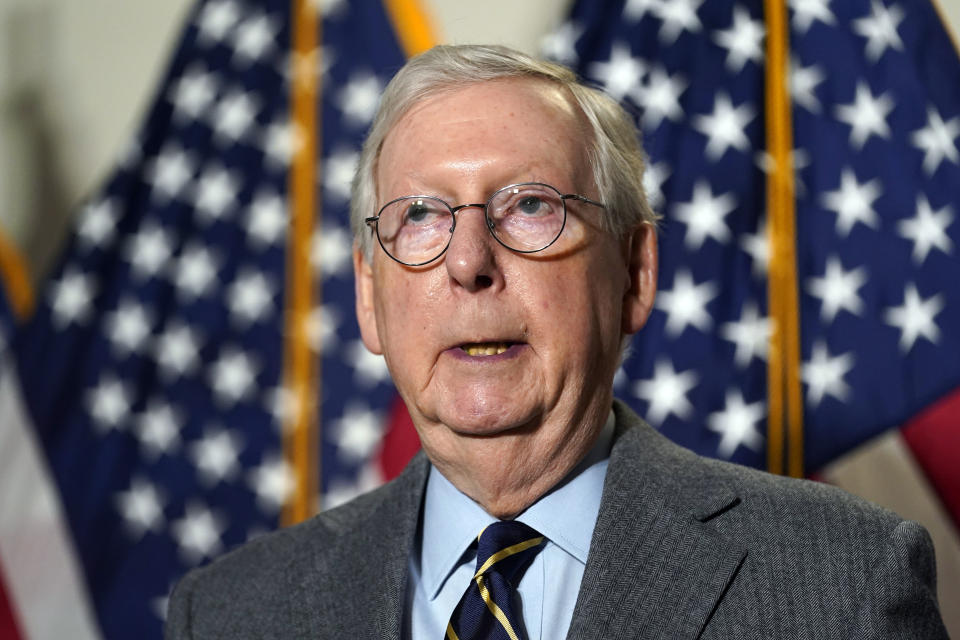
[378,395,421,481]
[901,387,960,531]
[0,565,24,640]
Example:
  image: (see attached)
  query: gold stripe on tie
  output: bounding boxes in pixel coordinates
[475,575,521,640]
[473,536,545,579]
[445,623,460,640]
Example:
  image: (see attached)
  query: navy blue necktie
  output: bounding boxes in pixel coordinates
[446,520,546,640]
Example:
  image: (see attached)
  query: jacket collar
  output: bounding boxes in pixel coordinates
[297,451,431,639]
[566,400,746,639]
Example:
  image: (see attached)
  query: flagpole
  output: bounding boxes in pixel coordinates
[0,231,34,320]
[283,0,320,526]
[384,0,439,57]
[764,0,805,478]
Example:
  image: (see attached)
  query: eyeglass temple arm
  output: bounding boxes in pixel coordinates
[562,194,606,209]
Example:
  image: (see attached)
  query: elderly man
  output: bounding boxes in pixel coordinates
[166,45,947,639]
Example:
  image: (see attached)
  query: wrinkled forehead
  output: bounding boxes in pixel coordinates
[376,78,593,193]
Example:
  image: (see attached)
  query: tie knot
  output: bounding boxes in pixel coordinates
[474,520,545,582]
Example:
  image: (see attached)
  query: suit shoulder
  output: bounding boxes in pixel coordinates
[178,468,419,587]
[699,453,902,530]
[611,401,904,536]
[166,458,427,637]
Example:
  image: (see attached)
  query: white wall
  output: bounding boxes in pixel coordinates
[0,0,195,277]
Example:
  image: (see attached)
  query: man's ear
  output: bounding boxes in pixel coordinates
[354,246,383,355]
[622,222,658,335]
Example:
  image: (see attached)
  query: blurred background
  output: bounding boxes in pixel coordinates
[0,0,958,638]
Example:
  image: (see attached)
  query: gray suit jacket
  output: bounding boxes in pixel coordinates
[166,401,949,639]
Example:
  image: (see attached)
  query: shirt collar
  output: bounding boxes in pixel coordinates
[418,410,614,600]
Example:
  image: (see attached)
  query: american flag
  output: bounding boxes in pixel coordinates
[0,0,428,638]
[542,0,960,523]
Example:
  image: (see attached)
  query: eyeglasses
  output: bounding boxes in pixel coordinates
[365,182,605,266]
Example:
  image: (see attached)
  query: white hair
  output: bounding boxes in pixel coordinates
[350,44,658,258]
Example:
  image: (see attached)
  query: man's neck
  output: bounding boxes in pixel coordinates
[426,404,613,518]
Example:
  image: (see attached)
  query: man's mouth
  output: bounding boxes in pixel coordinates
[460,342,512,356]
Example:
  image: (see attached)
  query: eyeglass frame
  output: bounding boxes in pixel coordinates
[364,182,606,267]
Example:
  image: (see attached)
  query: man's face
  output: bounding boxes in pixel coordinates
[355,79,655,475]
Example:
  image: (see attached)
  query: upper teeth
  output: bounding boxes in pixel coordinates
[463,343,509,356]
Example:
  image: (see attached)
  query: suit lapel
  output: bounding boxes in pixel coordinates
[295,453,430,639]
[567,402,746,640]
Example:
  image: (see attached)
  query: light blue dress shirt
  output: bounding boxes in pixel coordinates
[406,412,613,639]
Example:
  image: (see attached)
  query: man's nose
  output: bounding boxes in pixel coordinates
[444,205,502,293]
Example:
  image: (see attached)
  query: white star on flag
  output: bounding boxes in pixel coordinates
[898,195,954,264]
[336,73,382,127]
[169,65,217,121]
[171,502,226,563]
[190,427,244,485]
[834,81,893,149]
[86,376,133,433]
[49,268,97,328]
[115,478,165,539]
[820,168,881,236]
[172,243,220,300]
[805,256,868,322]
[193,164,241,221]
[212,89,259,144]
[245,189,288,249]
[589,43,645,101]
[740,220,769,278]
[789,0,836,33]
[693,92,755,160]
[331,404,385,462]
[884,283,944,353]
[910,106,960,176]
[712,5,764,73]
[125,223,174,280]
[719,301,771,368]
[153,322,202,381]
[802,341,855,408]
[77,199,119,249]
[261,119,303,168]
[264,385,309,432]
[707,389,764,458]
[655,269,719,337]
[632,358,698,425]
[147,145,195,201]
[231,12,278,64]
[642,160,671,210]
[852,0,905,62]
[540,21,583,65]
[322,148,359,202]
[311,224,353,278]
[227,270,275,325]
[247,454,295,513]
[673,180,736,249]
[306,304,341,352]
[197,0,240,44]
[345,340,391,387]
[208,347,259,406]
[105,299,153,355]
[654,0,703,45]
[790,59,825,113]
[632,67,686,130]
[136,401,183,459]
[624,0,663,21]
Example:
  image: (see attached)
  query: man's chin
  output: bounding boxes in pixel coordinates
[435,404,541,438]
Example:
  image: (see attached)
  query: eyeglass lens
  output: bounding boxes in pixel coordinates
[375,183,566,265]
